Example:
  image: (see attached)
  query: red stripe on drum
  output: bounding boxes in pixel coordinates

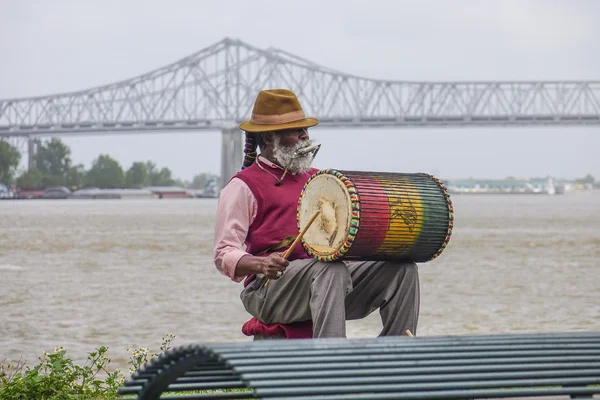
[344,174,389,257]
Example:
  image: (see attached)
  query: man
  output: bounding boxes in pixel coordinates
[214,88,420,339]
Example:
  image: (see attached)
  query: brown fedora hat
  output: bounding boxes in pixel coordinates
[239,89,319,132]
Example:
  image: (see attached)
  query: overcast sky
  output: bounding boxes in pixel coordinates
[1,0,598,181]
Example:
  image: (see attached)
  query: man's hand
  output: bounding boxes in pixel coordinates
[235,253,289,279]
[260,253,289,279]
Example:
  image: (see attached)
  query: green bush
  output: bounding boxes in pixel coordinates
[0,334,176,400]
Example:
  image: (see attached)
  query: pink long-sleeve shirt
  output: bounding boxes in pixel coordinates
[213,156,286,282]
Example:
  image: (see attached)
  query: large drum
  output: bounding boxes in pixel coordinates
[297,169,454,263]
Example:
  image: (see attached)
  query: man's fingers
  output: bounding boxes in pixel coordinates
[272,254,290,267]
[267,260,287,271]
[263,254,288,280]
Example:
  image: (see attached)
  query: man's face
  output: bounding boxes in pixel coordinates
[277,128,310,147]
[272,128,315,173]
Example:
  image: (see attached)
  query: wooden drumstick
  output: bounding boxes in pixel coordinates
[265,210,321,287]
[405,330,414,337]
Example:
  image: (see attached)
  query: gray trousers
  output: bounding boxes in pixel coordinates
[240,259,420,338]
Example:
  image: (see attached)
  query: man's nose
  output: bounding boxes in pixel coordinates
[299,128,309,140]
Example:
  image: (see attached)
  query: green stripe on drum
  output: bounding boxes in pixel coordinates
[405,174,451,262]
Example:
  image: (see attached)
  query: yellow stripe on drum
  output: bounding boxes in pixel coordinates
[371,175,424,257]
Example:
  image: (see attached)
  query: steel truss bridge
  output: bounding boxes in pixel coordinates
[1,37,599,186]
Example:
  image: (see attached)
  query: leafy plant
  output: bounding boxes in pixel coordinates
[0,334,177,400]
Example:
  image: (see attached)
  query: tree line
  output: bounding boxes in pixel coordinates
[0,138,219,190]
[1,138,598,190]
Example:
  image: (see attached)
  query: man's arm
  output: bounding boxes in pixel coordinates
[213,178,255,282]
[213,178,288,281]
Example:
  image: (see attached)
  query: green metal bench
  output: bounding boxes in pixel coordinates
[118,332,600,399]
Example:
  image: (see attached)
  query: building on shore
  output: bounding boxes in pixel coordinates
[71,187,158,199]
[144,186,192,199]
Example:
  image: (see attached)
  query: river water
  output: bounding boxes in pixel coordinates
[1,191,599,372]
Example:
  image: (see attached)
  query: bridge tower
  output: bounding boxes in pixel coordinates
[220,125,243,190]
[27,136,39,170]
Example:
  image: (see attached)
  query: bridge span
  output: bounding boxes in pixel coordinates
[1,37,599,186]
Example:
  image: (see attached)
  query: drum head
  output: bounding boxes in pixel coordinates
[298,173,354,258]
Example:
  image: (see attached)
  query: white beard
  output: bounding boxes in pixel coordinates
[273,136,315,174]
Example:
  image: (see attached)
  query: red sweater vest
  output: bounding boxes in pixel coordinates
[234,160,318,260]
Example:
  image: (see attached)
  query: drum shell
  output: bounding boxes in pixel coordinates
[297,169,454,263]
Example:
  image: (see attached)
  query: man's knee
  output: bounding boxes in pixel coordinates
[312,260,350,279]
[315,261,350,276]
[402,261,419,280]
